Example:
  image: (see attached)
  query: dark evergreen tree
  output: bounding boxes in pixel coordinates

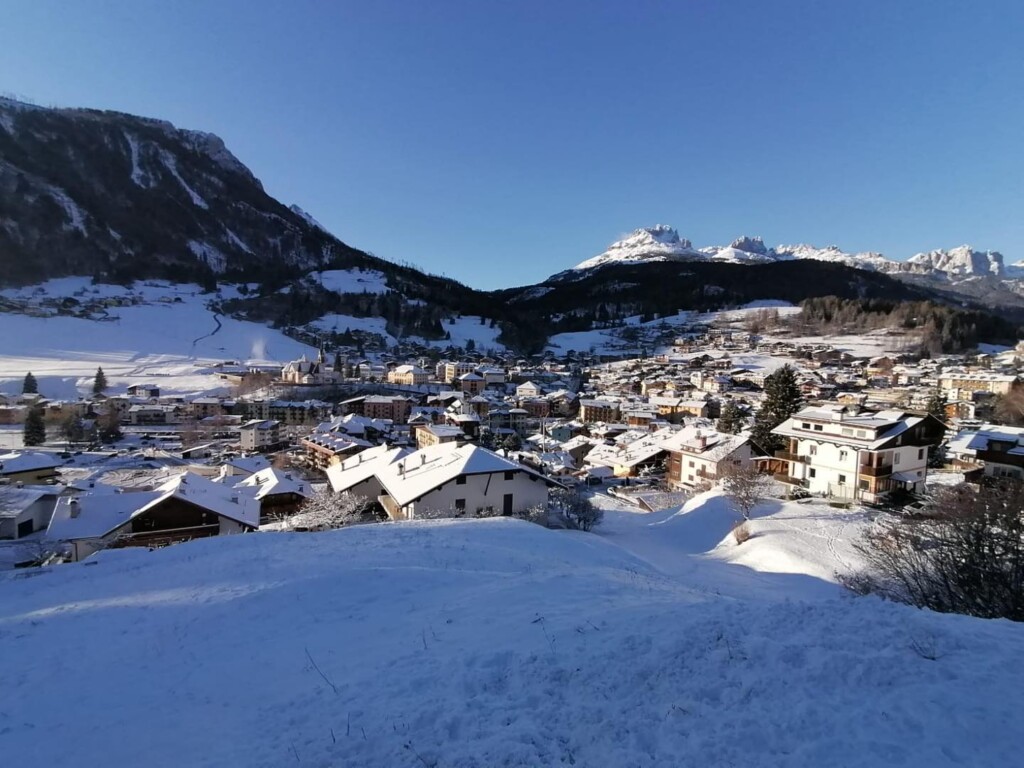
[924,388,946,421]
[92,366,108,395]
[23,406,46,446]
[750,364,802,454]
[22,372,38,394]
[716,401,743,435]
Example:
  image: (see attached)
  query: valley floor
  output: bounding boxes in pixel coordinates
[0,494,1020,768]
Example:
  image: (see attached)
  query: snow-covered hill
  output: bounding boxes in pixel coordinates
[0,278,318,399]
[1,508,1021,767]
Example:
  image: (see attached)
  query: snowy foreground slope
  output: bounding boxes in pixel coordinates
[1,517,1021,767]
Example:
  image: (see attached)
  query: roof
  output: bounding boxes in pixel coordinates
[377,443,555,508]
[233,468,312,501]
[226,455,272,475]
[659,426,750,462]
[47,471,260,542]
[0,487,49,519]
[326,445,413,493]
[0,451,61,476]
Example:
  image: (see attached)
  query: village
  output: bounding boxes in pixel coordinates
[2,313,1023,571]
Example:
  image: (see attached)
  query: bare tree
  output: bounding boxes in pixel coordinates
[721,463,772,520]
[845,480,1024,620]
[549,487,603,531]
[282,489,371,531]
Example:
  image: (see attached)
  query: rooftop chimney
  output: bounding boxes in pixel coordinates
[69,498,80,518]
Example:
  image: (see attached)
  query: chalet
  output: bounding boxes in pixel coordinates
[516,381,542,399]
[126,384,161,398]
[232,467,312,522]
[947,425,1024,480]
[771,406,946,502]
[335,443,558,520]
[46,472,259,561]
[662,427,752,489]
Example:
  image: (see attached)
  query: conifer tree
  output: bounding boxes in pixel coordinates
[93,366,108,395]
[22,372,38,394]
[716,401,743,435]
[750,364,802,454]
[924,388,946,421]
[23,406,46,446]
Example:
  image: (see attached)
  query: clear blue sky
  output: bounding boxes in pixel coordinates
[2,0,1022,289]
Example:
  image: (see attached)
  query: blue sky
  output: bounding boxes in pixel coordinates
[2,0,1022,289]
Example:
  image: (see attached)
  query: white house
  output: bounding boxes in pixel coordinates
[771,405,946,502]
[661,427,753,489]
[330,443,559,520]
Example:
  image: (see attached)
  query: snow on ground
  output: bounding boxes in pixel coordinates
[761,330,920,357]
[0,278,316,399]
[0,517,1020,767]
[311,268,390,295]
[432,316,504,351]
[593,489,867,600]
[308,313,395,341]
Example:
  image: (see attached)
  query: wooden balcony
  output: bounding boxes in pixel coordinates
[773,473,807,487]
[774,450,806,463]
[859,463,893,478]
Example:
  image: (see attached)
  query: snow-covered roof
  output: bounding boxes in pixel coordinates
[225,455,271,475]
[659,427,750,462]
[233,468,312,501]
[378,444,554,508]
[47,471,260,542]
[0,487,49,518]
[0,451,61,475]
[326,445,413,493]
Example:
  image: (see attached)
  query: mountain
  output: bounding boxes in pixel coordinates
[557,226,1023,308]
[0,97,409,287]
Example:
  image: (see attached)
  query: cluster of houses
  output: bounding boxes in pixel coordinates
[4,330,1024,568]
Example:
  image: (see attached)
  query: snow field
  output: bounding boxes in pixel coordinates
[0,516,1021,767]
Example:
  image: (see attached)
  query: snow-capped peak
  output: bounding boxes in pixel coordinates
[907,245,1004,278]
[572,226,700,270]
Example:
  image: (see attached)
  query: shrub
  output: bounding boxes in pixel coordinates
[732,521,752,545]
[549,487,603,532]
[845,480,1024,621]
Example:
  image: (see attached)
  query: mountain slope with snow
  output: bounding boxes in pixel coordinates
[561,227,1013,291]
[1,517,1021,767]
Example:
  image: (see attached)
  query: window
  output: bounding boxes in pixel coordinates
[839,450,848,461]
[918,448,925,460]
[813,424,823,431]
[688,460,695,467]
[809,445,817,456]
[841,428,853,437]
[808,468,816,478]
[838,474,847,484]
[858,479,869,490]
[801,422,811,430]
[894,453,900,465]
[456,475,466,485]
[455,498,466,512]
[857,430,867,438]
[504,471,515,480]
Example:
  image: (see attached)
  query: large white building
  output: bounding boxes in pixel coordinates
[771,406,946,502]
[327,442,558,520]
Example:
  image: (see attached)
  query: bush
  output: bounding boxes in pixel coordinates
[732,521,752,545]
[845,480,1024,621]
[549,487,603,532]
